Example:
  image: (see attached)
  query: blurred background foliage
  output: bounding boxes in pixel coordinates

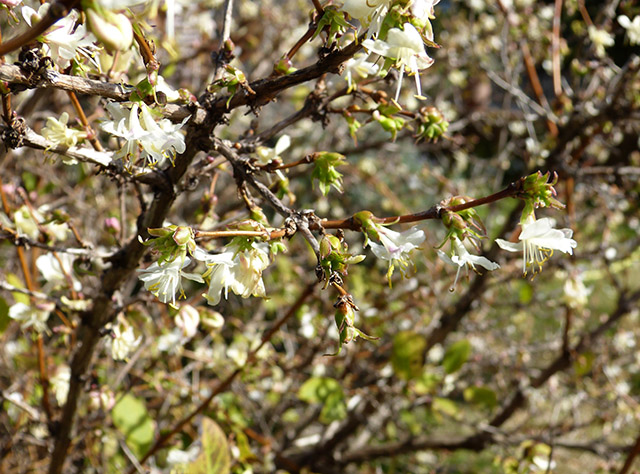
[1,0,640,473]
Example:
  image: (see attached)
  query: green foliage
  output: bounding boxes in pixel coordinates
[182,418,230,474]
[298,376,347,423]
[0,297,9,333]
[392,331,427,380]
[442,339,471,374]
[112,394,155,459]
[463,386,497,410]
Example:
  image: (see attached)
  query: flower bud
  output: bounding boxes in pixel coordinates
[86,8,133,52]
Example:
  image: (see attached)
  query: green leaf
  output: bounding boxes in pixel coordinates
[463,386,498,409]
[111,394,155,459]
[432,397,459,418]
[6,273,29,305]
[298,377,346,423]
[0,297,9,333]
[184,418,231,474]
[391,331,427,380]
[442,340,471,374]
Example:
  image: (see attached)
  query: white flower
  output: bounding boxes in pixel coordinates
[36,252,82,291]
[50,366,70,406]
[618,15,640,45]
[367,225,425,283]
[198,242,270,306]
[588,26,614,57]
[563,274,590,309]
[22,5,96,68]
[343,53,379,92]
[363,23,434,100]
[175,305,200,339]
[437,237,499,289]
[101,103,188,168]
[13,205,41,239]
[137,257,203,306]
[9,301,53,334]
[409,0,440,41]
[109,323,141,361]
[496,217,577,275]
[341,0,391,38]
[166,445,200,467]
[41,112,87,152]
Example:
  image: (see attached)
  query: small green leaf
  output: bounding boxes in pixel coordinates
[185,418,230,474]
[112,394,155,459]
[432,397,459,418]
[391,331,427,380]
[6,273,29,305]
[442,340,471,374]
[463,386,497,409]
[298,377,346,423]
[0,297,9,333]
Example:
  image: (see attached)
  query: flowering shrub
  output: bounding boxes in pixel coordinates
[0,0,639,473]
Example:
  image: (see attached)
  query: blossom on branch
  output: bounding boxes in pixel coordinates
[41,112,87,151]
[137,257,203,307]
[618,15,640,45]
[363,23,434,101]
[437,237,499,290]
[101,103,188,168]
[22,5,96,69]
[8,301,54,334]
[197,241,270,306]
[109,321,141,361]
[496,217,577,276]
[367,224,425,284]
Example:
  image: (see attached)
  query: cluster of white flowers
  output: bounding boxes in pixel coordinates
[22,5,97,69]
[101,103,188,168]
[618,15,640,45]
[336,0,438,99]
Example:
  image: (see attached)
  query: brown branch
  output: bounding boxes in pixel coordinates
[47,120,211,474]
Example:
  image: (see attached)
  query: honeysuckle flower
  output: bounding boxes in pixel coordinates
[22,5,96,69]
[138,105,189,166]
[199,241,270,306]
[41,112,87,151]
[85,8,133,52]
[618,15,640,45]
[366,224,425,284]
[340,0,391,38]
[101,103,188,167]
[343,53,379,92]
[175,305,200,339]
[137,257,204,306]
[109,322,141,361]
[563,274,591,309]
[36,252,82,291]
[588,26,614,57]
[437,237,499,289]
[1,0,22,7]
[50,366,70,406]
[409,0,440,41]
[9,301,54,334]
[12,205,41,240]
[88,388,115,411]
[496,217,577,276]
[363,23,434,101]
